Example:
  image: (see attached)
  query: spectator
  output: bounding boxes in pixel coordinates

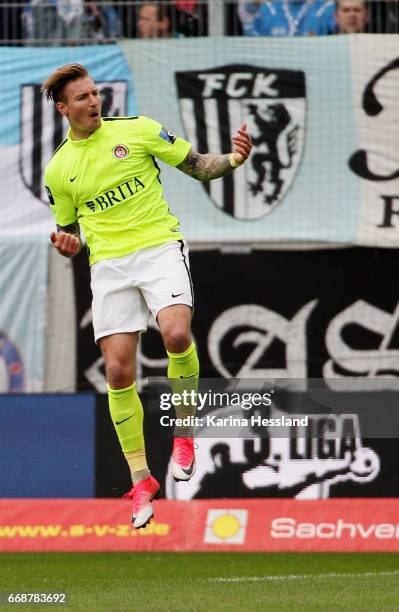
[85,1,121,40]
[85,1,103,39]
[173,0,207,36]
[137,2,174,38]
[23,0,84,45]
[101,3,121,37]
[57,0,85,42]
[23,0,59,44]
[238,0,262,35]
[335,0,368,32]
[241,0,336,36]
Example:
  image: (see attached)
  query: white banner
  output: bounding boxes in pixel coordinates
[0,38,398,247]
[121,35,399,248]
[350,37,399,246]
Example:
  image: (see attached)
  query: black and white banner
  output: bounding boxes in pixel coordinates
[2,39,399,246]
[71,247,399,500]
[121,35,399,247]
[137,248,399,384]
[73,247,399,390]
[176,65,305,220]
[94,389,399,500]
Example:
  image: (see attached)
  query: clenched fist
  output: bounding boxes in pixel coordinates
[50,231,81,258]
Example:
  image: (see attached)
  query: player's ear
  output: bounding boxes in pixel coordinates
[56,101,67,116]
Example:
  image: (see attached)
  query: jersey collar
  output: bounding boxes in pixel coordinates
[67,120,103,145]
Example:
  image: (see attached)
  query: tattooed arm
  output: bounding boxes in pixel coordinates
[177,123,252,181]
[177,150,233,181]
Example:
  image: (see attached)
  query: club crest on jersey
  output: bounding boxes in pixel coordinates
[20,80,128,204]
[175,65,306,220]
[112,144,129,159]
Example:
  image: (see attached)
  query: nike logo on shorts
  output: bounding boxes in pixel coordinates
[70,176,78,182]
[172,293,184,298]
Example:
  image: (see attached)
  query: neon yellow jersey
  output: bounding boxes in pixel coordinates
[44,116,191,265]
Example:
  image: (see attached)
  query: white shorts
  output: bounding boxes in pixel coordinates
[91,240,194,342]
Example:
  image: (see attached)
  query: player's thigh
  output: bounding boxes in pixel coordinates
[138,240,194,321]
[91,257,149,343]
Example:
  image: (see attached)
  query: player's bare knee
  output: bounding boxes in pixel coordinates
[106,359,135,389]
[163,328,191,354]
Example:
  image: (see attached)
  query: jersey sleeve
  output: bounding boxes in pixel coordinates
[44,167,77,227]
[138,116,191,166]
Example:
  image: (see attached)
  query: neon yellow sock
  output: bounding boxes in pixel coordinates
[107,382,145,453]
[167,342,199,437]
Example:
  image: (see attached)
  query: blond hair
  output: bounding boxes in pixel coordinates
[42,63,89,103]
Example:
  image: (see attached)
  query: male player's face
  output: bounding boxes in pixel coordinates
[57,76,102,138]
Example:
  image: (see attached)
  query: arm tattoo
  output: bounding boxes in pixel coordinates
[57,221,80,238]
[177,149,234,181]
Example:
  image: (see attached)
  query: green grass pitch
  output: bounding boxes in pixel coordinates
[1,553,399,611]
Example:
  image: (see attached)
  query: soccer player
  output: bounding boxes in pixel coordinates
[42,63,252,528]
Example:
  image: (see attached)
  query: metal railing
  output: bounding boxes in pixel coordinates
[0,1,397,45]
